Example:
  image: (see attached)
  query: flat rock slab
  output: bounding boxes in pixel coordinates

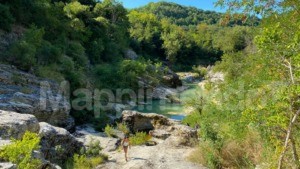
[0,110,39,139]
[75,125,120,153]
[121,110,172,132]
[0,162,17,169]
[96,144,206,169]
[0,139,11,148]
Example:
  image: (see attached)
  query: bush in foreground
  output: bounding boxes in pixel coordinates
[0,131,41,169]
[129,132,151,146]
[66,154,105,169]
[104,125,115,137]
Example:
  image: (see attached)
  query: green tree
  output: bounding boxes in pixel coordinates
[161,19,192,64]
[8,26,44,71]
[135,2,259,27]
[66,41,88,68]
[128,11,161,43]
[0,4,15,31]
[213,26,253,53]
[63,1,89,19]
[128,10,162,55]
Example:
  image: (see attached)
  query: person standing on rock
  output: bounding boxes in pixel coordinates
[122,135,131,162]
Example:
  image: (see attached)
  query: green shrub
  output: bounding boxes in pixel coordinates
[104,125,114,137]
[59,56,75,73]
[182,112,201,128]
[120,59,147,76]
[92,59,164,90]
[8,26,44,71]
[66,41,88,68]
[85,156,104,167]
[64,69,87,90]
[36,64,65,82]
[192,65,207,78]
[119,58,163,89]
[66,154,104,169]
[189,140,221,169]
[37,42,62,65]
[92,114,111,132]
[92,64,122,89]
[117,123,129,134]
[22,25,44,48]
[189,136,258,169]
[0,131,41,169]
[129,132,150,145]
[87,38,105,64]
[63,1,89,19]
[9,41,37,71]
[0,4,14,31]
[85,139,102,157]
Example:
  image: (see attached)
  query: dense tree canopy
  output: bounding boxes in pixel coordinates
[128,2,256,67]
[135,2,260,27]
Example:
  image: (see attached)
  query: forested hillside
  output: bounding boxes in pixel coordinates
[134,2,260,27]
[0,0,129,87]
[128,2,255,68]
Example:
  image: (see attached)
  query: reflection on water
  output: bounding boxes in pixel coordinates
[134,83,199,120]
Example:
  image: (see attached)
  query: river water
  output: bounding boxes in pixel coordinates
[133,83,199,120]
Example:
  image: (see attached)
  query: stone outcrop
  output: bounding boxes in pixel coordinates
[0,140,11,148]
[0,64,73,130]
[151,84,189,103]
[151,86,178,100]
[75,125,120,153]
[124,49,138,60]
[177,72,201,83]
[150,129,171,140]
[39,122,82,163]
[164,125,197,147]
[121,110,172,133]
[121,110,197,147]
[205,67,224,83]
[0,110,39,139]
[0,162,17,169]
[161,70,182,88]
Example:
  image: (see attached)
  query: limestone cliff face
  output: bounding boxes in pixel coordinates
[0,64,74,130]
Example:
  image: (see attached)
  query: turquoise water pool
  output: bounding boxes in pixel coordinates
[133,83,199,120]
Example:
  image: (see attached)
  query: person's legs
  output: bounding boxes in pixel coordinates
[123,146,128,161]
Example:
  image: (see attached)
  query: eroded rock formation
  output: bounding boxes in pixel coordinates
[0,64,74,130]
[0,110,39,139]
